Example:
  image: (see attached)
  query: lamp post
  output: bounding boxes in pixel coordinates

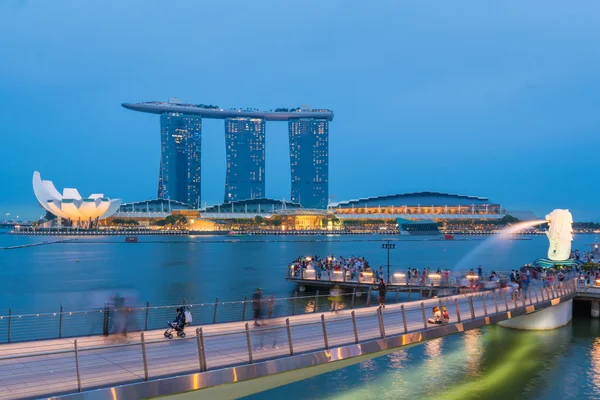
[381,240,396,283]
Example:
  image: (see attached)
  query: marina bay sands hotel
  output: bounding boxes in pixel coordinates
[122,100,333,209]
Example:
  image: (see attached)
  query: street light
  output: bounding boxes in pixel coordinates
[381,239,396,283]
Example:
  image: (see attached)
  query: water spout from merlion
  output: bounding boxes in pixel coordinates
[545,209,573,261]
[453,219,546,271]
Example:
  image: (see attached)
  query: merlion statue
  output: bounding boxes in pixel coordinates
[545,209,573,261]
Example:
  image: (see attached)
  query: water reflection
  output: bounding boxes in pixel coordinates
[463,329,483,377]
[248,318,589,400]
[590,336,600,395]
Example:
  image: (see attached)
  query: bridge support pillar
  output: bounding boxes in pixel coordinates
[592,300,600,319]
[498,299,572,330]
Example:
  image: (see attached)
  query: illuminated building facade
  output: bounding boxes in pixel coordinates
[224,117,266,202]
[158,113,202,207]
[331,192,502,217]
[288,119,329,209]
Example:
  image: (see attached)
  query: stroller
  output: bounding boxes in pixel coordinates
[164,306,192,339]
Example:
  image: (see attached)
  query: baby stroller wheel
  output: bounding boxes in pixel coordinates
[164,331,168,338]
[179,331,186,338]
[167,333,173,339]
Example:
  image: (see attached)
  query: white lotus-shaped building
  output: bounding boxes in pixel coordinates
[33,171,121,224]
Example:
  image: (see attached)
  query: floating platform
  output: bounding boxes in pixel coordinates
[532,258,583,269]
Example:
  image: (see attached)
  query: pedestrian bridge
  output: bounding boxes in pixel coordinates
[0,280,590,399]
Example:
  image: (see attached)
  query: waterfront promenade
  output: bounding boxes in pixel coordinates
[0,280,583,399]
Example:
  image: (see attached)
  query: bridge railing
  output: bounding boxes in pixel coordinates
[0,272,572,344]
[0,279,578,399]
[0,290,391,343]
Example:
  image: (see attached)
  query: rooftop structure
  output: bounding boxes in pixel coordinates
[32,171,121,226]
[203,198,302,214]
[331,191,502,216]
[122,102,334,121]
[123,100,333,209]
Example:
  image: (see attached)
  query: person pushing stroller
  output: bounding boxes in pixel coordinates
[164,306,192,339]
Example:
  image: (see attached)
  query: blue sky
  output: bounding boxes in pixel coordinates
[1,0,599,220]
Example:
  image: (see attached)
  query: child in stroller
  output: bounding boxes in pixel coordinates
[164,306,191,339]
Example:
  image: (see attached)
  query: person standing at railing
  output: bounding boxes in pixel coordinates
[329,285,342,313]
[557,271,565,288]
[378,278,387,308]
[477,265,483,278]
[252,288,263,327]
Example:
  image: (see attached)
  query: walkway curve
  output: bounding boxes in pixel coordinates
[0,281,577,399]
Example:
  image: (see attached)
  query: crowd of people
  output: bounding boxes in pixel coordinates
[289,255,374,281]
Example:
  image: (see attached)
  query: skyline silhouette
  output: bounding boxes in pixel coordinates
[1,0,599,220]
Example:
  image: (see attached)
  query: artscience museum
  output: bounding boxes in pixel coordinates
[32,171,121,227]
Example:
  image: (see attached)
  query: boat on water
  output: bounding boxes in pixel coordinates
[397,218,441,236]
[188,230,229,236]
[444,234,454,240]
[125,236,138,243]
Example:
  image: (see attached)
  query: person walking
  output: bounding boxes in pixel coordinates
[252,288,263,327]
[329,285,342,312]
[378,278,387,308]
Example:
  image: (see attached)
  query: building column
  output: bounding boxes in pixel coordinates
[592,300,600,318]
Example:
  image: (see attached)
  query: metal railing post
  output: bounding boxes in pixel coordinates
[366,290,372,307]
[493,291,499,314]
[74,339,82,392]
[541,286,545,301]
[292,292,298,316]
[102,303,109,336]
[140,333,149,381]
[195,328,205,372]
[7,308,11,343]
[521,290,526,308]
[455,298,461,323]
[534,288,539,303]
[321,314,329,350]
[401,305,408,333]
[421,302,428,330]
[351,311,359,343]
[59,305,63,338]
[377,307,386,338]
[482,295,488,317]
[513,290,518,309]
[503,291,509,311]
[242,295,247,321]
[213,297,219,324]
[268,295,274,318]
[528,288,533,305]
[313,290,319,313]
[199,327,207,370]
[395,289,400,303]
[286,318,294,356]
[351,288,356,309]
[469,296,475,320]
[244,323,253,364]
[144,301,150,331]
